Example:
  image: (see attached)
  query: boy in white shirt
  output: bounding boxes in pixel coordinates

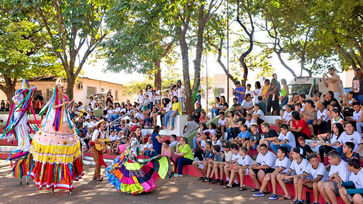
[347,102,363,133]
[296,154,327,204]
[223,143,240,186]
[138,90,144,105]
[241,94,254,113]
[251,104,265,125]
[275,104,293,129]
[276,147,309,201]
[337,122,362,152]
[318,150,350,204]
[249,144,276,192]
[224,147,253,190]
[218,111,227,138]
[338,158,363,204]
[244,113,256,129]
[270,124,296,153]
[255,146,291,199]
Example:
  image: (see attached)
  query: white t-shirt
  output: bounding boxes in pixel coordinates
[256,151,276,168]
[329,160,350,182]
[224,151,232,162]
[155,90,161,101]
[218,118,226,126]
[253,109,265,120]
[290,159,309,175]
[282,110,292,121]
[241,100,254,109]
[277,131,296,148]
[329,133,339,148]
[172,90,178,97]
[231,153,240,163]
[275,157,291,173]
[237,154,253,167]
[148,90,153,101]
[349,169,363,189]
[164,102,172,112]
[177,85,184,98]
[92,129,106,141]
[353,110,362,121]
[109,134,118,141]
[138,94,144,104]
[317,109,329,121]
[245,119,256,129]
[145,142,153,149]
[304,163,328,181]
[253,89,262,105]
[90,100,96,109]
[337,131,362,151]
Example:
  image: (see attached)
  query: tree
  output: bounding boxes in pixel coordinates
[0,3,60,103]
[104,0,174,89]
[12,0,109,99]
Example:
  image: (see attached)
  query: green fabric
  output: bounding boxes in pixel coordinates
[281,88,287,97]
[178,144,194,160]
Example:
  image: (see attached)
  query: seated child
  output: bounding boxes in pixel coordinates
[223,143,240,186]
[258,146,291,199]
[108,130,119,154]
[244,113,256,129]
[270,124,296,153]
[193,141,213,181]
[211,132,223,151]
[207,145,223,184]
[142,137,154,156]
[296,153,328,204]
[317,150,350,204]
[169,134,178,149]
[235,124,250,145]
[217,111,227,138]
[341,142,360,162]
[260,122,278,148]
[244,123,261,151]
[213,141,232,185]
[297,136,313,156]
[224,147,252,191]
[338,158,363,204]
[276,147,309,201]
[249,144,277,192]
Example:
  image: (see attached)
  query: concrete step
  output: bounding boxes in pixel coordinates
[83,156,113,166]
[0,146,17,152]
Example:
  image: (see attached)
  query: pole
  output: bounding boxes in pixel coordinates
[206,52,209,113]
[226,0,230,104]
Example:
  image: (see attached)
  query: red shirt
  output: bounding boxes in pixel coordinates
[292,119,311,138]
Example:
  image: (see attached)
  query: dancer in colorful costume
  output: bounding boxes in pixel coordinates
[29,78,83,194]
[106,127,173,194]
[2,79,39,185]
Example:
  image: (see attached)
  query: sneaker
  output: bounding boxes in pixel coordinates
[198,177,205,181]
[174,174,183,177]
[269,194,278,200]
[204,178,211,182]
[211,179,218,184]
[252,192,265,197]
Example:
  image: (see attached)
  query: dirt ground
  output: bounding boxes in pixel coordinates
[0,160,290,204]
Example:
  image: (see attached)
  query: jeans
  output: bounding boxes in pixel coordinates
[144,118,151,126]
[149,102,153,112]
[211,108,219,118]
[193,137,198,149]
[111,114,119,121]
[281,97,289,107]
[164,110,179,127]
[179,97,184,112]
[176,157,193,174]
[270,143,291,153]
[354,94,363,105]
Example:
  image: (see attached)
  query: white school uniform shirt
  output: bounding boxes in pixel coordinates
[164,102,172,112]
[231,153,240,163]
[277,131,296,148]
[138,94,144,104]
[172,90,178,97]
[282,110,292,121]
[253,89,262,105]
[329,160,350,182]
[353,110,362,121]
[304,163,328,181]
[241,100,254,109]
[329,133,339,148]
[237,154,253,167]
[245,119,256,129]
[218,118,226,126]
[109,134,118,141]
[349,169,363,189]
[155,90,161,101]
[256,151,276,168]
[224,151,232,162]
[275,157,291,174]
[177,85,184,98]
[148,90,154,101]
[290,159,309,175]
[145,142,153,149]
[317,109,329,121]
[253,109,265,120]
[337,131,362,152]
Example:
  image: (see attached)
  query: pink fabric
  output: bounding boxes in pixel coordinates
[118,144,126,154]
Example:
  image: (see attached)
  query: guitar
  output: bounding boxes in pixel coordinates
[95,139,112,151]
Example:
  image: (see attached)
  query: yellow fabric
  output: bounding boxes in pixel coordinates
[262,85,270,98]
[172,102,182,115]
[178,144,194,160]
[124,161,142,170]
[121,182,144,194]
[157,156,169,179]
[30,140,81,164]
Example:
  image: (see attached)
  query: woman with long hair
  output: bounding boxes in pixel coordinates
[279,79,289,107]
[253,81,262,105]
[106,126,173,194]
[290,111,311,141]
[352,68,363,104]
[163,96,182,131]
[316,123,344,163]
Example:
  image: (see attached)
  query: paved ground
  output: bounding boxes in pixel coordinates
[0,160,290,204]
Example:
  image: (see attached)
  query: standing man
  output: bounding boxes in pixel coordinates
[323,68,341,100]
[234,81,245,105]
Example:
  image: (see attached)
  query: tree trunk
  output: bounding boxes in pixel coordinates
[66,76,75,100]
[154,61,162,89]
[276,50,297,78]
[239,57,248,87]
[0,76,17,106]
[177,26,193,114]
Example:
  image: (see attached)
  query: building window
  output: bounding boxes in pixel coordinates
[115,90,118,100]
[87,86,97,99]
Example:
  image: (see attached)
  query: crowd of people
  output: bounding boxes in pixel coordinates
[0,100,10,112]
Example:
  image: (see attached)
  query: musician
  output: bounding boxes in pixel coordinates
[90,119,108,181]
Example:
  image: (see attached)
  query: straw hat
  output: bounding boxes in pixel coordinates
[95,119,107,128]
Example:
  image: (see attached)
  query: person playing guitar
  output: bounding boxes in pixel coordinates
[89,119,108,181]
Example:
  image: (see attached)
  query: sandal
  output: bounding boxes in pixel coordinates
[223,185,232,189]
[278,196,292,200]
[239,186,247,191]
[250,188,260,192]
[97,177,104,181]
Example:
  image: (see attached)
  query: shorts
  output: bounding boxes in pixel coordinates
[252,168,274,175]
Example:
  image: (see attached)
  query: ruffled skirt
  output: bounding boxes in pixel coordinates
[29,123,83,190]
[7,151,32,179]
[106,154,173,195]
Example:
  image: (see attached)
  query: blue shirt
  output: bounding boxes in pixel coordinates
[235,87,245,103]
[151,133,162,155]
[238,130,250,139]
